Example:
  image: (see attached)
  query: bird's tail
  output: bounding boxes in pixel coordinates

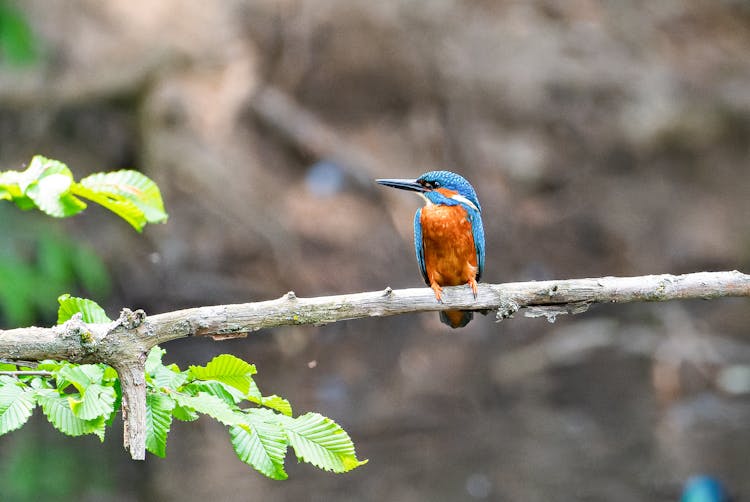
[440,310,473,329]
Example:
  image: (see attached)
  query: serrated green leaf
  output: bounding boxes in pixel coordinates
[145,347,187,391]
[171,403,199,422]
[69,383,116,420]
[280,412,367,473]
[57,294,112,325]
[77,170,167,226]
[4,157,167,230]
[244,380,292,416]
[189,354,256,395]
[171,392,243,426]
[0,378,35,435]
[36,360,65,372]
[151,365,188,391]
[230,410,288,479]
[56,364,104,394]
[70,183,147,231]
[102,365,119,382]
[37,389,106,440]
[185,381,243,406]
[26,174,87,217]
[146,392,175,458]
[20,156,86,217]
[260,395,292,417]
[0,170,34,209]
[145,346,166,374]
[18,156,72,192]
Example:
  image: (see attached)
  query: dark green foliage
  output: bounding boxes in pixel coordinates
[0,217,110,327]
[0,1,38,66]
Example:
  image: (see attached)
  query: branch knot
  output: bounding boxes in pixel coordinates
[118,308,146,330]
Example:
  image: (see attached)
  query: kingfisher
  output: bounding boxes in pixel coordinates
[377,170,485,328]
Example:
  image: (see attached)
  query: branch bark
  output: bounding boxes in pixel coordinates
[0,270,748,459]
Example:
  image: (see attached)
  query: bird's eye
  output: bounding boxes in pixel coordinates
[433,181,440,188]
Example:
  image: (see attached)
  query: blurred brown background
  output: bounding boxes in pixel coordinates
[1,1,750,500]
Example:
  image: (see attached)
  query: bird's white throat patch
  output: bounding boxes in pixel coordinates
[450,194,479,211]
[418,192,478,211]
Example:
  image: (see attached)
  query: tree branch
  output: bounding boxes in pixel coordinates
[0,270,747,459]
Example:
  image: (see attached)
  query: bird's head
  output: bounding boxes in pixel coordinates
[376,170,481,212]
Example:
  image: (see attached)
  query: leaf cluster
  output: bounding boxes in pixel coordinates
[0,296,366,479]
[145,348,366,479]
[1,155,167,232]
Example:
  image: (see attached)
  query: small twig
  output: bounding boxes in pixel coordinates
[0,371,53,377]
[0,359,38,368]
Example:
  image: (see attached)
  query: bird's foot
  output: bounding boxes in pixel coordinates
[430,283,444,303]
[469,278,478,299]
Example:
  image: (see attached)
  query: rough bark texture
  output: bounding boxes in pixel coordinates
[114,360,147,460]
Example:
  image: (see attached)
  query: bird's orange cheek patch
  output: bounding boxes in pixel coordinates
[435,187,459,198]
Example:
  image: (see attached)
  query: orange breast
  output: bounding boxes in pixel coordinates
[420,204,478,287]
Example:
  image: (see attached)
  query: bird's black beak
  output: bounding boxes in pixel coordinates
[376,178,427,192]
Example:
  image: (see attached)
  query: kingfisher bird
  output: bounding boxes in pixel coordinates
[377,170,485,328]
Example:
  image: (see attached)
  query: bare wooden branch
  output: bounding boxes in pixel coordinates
[0,270,747,460]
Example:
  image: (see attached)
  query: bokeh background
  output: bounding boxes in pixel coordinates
[1,1,750,500]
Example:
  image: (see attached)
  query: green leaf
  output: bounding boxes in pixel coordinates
[69,383,116,421]
[145,346,166,374]
[57,294,112,325]
[0,170,34,208]
[3,157,167,231]
[230,409,288,480]
[20,156,86,217]
[244,381,292,416]
[171,392,243,426]
[37,389,106,440]
[146,392,175,458]
[56,364,104,394]
[102,365,119,382]
[248,379,263,400]
[146,347,188,390]
[189,354,256,395]
[260,395,292,417]
[151,365,188,391]
[185,381,243,406]
[171,403,199,422]
[0,377,35,435]
[17,156,71,191]
[70,183,147,231]
[76,170,167,230]
[36,360,65,372]
[281,412,367,473]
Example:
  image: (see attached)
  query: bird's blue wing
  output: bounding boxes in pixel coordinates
[469,209,485,282]
[414,208,429,285]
